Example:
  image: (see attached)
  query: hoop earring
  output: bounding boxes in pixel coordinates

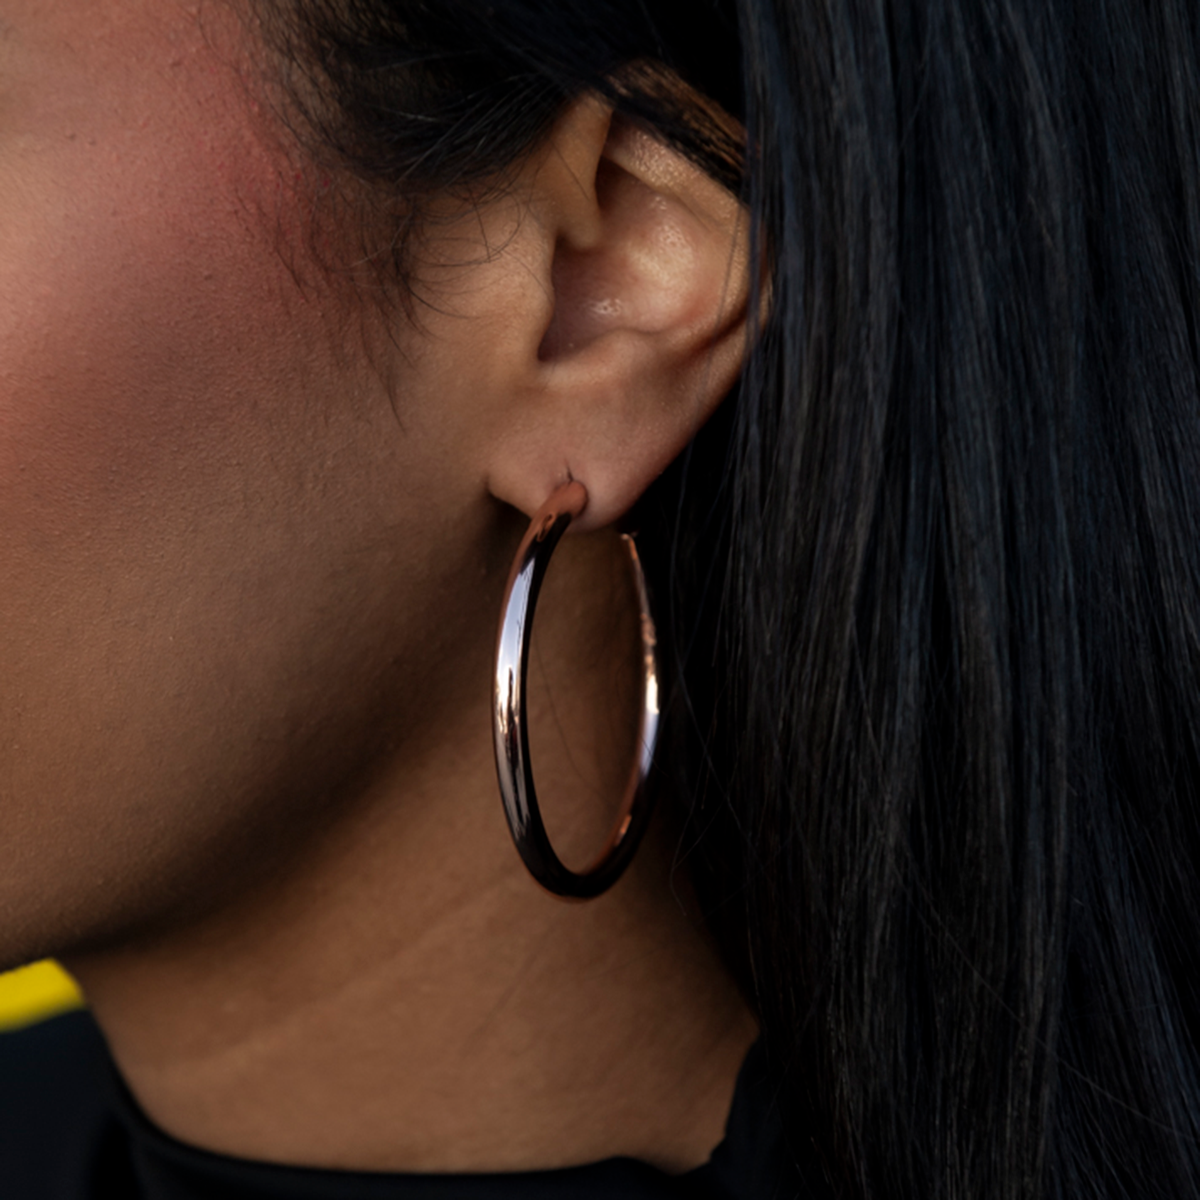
[493,481,659,900]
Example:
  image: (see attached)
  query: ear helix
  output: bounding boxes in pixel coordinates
[492,481,659,899]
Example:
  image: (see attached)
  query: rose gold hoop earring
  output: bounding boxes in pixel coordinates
[493,481,659,900]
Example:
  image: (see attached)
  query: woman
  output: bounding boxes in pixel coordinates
[2,0,1199,1196]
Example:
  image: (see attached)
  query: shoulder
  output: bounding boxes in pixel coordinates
[0,1008,133,1197]
[694,1040,791,1200]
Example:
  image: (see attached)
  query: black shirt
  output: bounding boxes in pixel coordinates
[0,1011,784,1199]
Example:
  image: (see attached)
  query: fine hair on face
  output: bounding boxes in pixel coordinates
[6,1,1200,1198]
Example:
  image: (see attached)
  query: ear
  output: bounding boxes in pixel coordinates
[481,96,750,532]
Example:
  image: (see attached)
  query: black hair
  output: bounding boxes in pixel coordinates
[263,2,1200,1196]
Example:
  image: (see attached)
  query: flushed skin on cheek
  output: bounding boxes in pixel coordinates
[0,0,501,962]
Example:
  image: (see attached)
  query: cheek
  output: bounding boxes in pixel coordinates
[0,64,394,962]
[0,2,500,967]
[0,113,318,699]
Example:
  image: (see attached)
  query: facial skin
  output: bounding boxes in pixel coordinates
[0,0,498,958]
[0,0,756,1176]
[0,0,347,938]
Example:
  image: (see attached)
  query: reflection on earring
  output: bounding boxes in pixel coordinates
[493,480,659,900]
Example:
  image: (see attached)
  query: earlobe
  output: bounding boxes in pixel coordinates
[485,100,750,532]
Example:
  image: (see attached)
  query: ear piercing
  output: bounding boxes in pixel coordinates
[492,481,659,899]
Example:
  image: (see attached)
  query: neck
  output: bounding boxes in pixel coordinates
[65,528,757,1175]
